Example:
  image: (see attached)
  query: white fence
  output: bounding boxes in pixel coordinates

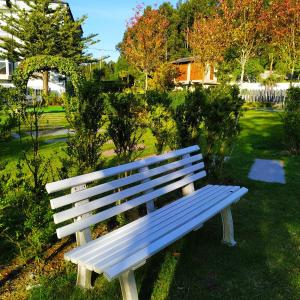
[239,82,300,103]
[240,89,287,103]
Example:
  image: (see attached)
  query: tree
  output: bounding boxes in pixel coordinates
[219,0,266,83]
[121,5,169,90]
[0,0,96,94]
[64,72,107,174]
[159,2,187,60]
[177,0,218,51]
[106,92,147,163]
[262,0,300,78]
[148,62,179,91]
[190,13,228,66]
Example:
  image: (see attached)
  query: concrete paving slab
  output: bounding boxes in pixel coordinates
[248,159,286,184]
[44,138,68,144]
[11,133,20,139]
[25,128,74,137]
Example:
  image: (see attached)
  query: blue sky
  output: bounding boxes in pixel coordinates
[67,0,178,62]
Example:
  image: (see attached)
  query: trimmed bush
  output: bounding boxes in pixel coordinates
[201,85,244,177]
[283,87,300,154]
[106,92,147,163]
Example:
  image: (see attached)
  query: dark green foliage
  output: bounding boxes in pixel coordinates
[0,87,18,140]
[171,87,206,148]
[158,0,218,60]
[145,91,177,153]
[17,100,55,256]
[64,73,107,174]
[106,92,147,163]
[1,54,83,257]
[0,128,55,259]
[201,85,244,177]
[283,87,300,154]
[244,58,265,82]
[168,86,243,177]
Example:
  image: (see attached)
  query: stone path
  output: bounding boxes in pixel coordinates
[44,138,68,144]
[248,159,286,184]
[102,144,146,158]
[11,133,20,139]
[25,128,75,137]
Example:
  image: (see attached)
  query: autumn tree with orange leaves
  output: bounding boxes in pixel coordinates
[220,0,266,83]
[190,0,266,83]
[190,14,228,67]
[121,6,169,90]
[262,0,300,78]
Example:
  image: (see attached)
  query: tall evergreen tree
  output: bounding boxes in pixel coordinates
[0,0,97,94]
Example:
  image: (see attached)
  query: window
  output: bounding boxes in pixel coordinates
[0,61,6,75]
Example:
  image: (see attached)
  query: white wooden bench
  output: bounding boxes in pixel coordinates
[46,145,248,300]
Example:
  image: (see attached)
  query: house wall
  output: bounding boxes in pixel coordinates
[190,63,204,81]
[174,61,217,86]
[178,64,187,81]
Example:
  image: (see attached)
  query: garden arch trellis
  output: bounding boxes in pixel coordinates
[13,55,82,96]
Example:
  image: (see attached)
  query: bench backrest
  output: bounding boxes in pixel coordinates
[46,145,206,239]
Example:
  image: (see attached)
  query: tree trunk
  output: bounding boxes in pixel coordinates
[145,72,148,91]
[291,60,295,80]
[240,55,247,84]
[43,71,49,95]
[269,53,274,76]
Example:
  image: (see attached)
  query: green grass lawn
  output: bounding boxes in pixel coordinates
[18,109,68,131]
[2,110,300,299]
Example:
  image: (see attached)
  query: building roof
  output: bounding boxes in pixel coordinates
[172,57,195,64]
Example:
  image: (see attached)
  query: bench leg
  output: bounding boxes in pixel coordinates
[72,185,93,289]
[76,229,93,288]
[221,206,237,247]
[77,264,93,289]
[119,271,139,300]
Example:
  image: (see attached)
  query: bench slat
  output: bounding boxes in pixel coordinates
[54,162,205,224]
[91,187,241,272]
[65,185,223,261]
[72,186,241,271]
[46,145,200,194]
[102,187,248,280]
[56,171,206,238]
[50,154,203,209]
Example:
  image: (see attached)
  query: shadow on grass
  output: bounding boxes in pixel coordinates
[137,250,168,300]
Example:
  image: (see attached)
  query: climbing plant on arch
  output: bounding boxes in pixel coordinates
[13,55,82,96]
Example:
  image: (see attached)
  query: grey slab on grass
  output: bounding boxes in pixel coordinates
[248,159,286,184]
[44,138,68,144]
[25,128,74,137]
[11,132,20,139]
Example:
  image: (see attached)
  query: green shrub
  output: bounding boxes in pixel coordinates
[171,87,206,147]
[0,159,54,259]
[0,87,18,140]
[106,92,147,163]
[64,77,107,174]
[145,91,177,153]
[201,85,244,177]
[44,92,64,106]
[283,87,300,154]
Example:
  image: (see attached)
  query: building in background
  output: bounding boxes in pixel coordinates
[172,57,217,88]
[0,0,75,95]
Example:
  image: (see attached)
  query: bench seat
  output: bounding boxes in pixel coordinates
[65,184,247,281]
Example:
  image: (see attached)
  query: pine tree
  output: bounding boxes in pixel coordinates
[0,0,97,94]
